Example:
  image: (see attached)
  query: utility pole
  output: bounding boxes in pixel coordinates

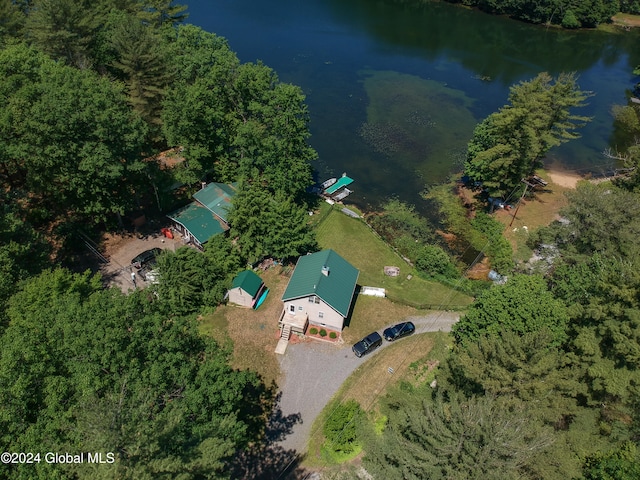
[509,179,533,227]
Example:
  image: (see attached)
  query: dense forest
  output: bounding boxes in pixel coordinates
[3,0,640,478]
[0,1,319,478]
[389,0,635,28]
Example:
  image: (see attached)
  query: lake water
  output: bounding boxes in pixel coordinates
[186,0,640,213]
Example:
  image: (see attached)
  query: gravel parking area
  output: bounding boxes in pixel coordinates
[275,311,460,453]
[99,232,183,293]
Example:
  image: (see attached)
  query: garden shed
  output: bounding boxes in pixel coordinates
[228,270,268,309]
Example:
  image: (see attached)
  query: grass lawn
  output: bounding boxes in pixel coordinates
[198,268,285,387]
[305,331,451,468]
[315,206,472,309]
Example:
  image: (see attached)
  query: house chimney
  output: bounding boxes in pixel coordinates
[321,266,330,276]
[201,181,207,190]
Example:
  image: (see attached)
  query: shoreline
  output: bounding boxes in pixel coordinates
[545,169,582,189]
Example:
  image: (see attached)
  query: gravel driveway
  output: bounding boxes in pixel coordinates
[275,311,460,453]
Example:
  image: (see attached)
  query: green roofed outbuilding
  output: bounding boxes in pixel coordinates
[281,249,359,332]
[167,182,237,250]
[228,270,267,308]
[193,182,237,223]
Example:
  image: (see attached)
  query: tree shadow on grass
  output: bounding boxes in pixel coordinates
[230,391,310,479]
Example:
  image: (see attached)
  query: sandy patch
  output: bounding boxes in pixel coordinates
[547,170,582,189]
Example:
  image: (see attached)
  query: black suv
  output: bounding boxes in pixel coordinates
[352,331,382,358]
[131,248,162,269]
[383,321,416,341]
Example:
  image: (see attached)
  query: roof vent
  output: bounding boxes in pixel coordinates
[321,266,330,276]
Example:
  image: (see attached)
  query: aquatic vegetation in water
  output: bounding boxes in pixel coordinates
[359,70,478,184]
[359,122,416,156]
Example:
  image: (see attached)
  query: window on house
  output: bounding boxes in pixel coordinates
[308,296,314,303]
[314,296,320,304]
[289,305,295,313]
[318,312,324,319]
[298,306,303,311]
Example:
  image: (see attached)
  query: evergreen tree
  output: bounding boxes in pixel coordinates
[465,72,591,198]
[109,14,172,131]
[363,390,553,480]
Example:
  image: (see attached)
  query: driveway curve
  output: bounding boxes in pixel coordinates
[275,311,460,453]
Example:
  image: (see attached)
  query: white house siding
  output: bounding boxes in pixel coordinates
[228,287,253,307]
[282,296,343,331]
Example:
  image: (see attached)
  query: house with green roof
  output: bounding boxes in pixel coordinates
[167,182,237,249]
[228,270,268,308]
[280,249,359,335]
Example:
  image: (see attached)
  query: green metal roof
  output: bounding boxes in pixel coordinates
[232,270,264,297]
[324,176,354,195]
[193,182,237,223]
[282,249,359,317]
[167,203,225,245]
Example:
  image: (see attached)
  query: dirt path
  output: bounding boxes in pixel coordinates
[274,311,460,454]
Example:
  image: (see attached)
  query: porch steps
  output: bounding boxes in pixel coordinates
[281,324,292,341]
[275,324,292,355]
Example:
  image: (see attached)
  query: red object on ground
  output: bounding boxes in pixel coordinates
[161,227,174,239]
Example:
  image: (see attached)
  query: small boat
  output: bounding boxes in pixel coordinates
[332,188,352,201]
[320,177,337,190]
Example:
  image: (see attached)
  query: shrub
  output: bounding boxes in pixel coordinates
[309,327,318,335]
[323,400,363,454]
[329,332,337,339]
[416,245,458,278]
[320,329,327,337]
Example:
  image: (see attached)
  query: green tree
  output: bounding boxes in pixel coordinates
[0,0,26,41]
[323,400,363,454]
[162,26,315,200]
[471,212,513,272]
[154,246,231,315]
[0,208,50,327]
[465,72,591,198]
[534,183,640,406]
[25,0,103,67]
[537,183,640,262]
[415,244,458,278]
[453,274,569,346]
[363,391,553,480]
[369,198,434,259]
[0,43,148,224]
[583,442,640,480]
[108,13,172,131]
[228,180,317,263]
[0,268,266,479]
[445,329,583,423]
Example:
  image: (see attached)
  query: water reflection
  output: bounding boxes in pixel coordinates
[187,0,640,212]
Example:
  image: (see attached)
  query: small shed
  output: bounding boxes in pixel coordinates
[228,270,268,309]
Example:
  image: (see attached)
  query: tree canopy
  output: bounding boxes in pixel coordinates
[0,269,267,479]
[464,72,591,198]
[453,274,569,346]
[0,43,148,223]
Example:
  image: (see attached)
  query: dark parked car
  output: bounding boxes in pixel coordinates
[131,248,162,269]
[352,331,383,358]
[383,321,416,341]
